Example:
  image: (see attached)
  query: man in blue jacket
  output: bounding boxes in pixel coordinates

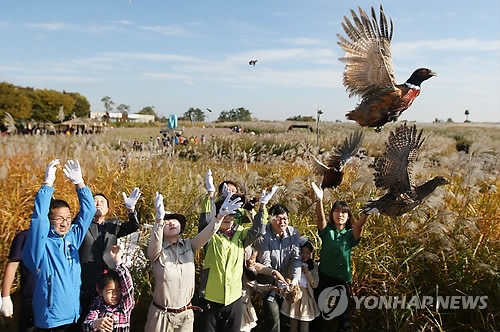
[22,159,96,331]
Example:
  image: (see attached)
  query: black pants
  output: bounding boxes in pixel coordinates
[199,297,242,332]
[19,299,36,332]
[312,271,353,332]
[75,290,95,331]
[260,292,284,332]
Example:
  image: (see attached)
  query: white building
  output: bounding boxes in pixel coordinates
[90,112,155,123]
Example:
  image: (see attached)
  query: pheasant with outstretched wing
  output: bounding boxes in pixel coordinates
[338,6,436,129]
[363,123,450,217]
[311,130,364,189]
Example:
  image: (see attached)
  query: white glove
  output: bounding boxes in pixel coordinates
[0,296,13,317]
[123,187,141,210]
[219,194,243,217]
[63,160,84,185]
[155,192,165,220]
[260,185,279,205]
[311,182,323,201]
[205,169,215,193]
[221,183,231,198]
[44,159,60,186]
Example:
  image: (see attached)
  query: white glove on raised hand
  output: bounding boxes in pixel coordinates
[0,296,13,317]
[221,183,231,198]
[44,159,60,186]
[311,182,323,201]
[155,192,165,220]
[219,194,243,217]
[63,160,84,185]
[260,185,279,205]
[205,169,215,193]
[123,187,141,210]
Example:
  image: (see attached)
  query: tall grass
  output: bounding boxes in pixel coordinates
[0,121,498,331]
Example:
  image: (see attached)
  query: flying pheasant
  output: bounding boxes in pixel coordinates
[311,130,364,189]
[363,123,450,217]
[337,6,436,129]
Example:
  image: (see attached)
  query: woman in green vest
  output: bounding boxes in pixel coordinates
[198,170,276,332]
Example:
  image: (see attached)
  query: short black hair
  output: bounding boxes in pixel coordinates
[49,199,71,217]
[93,193,109,206]
[218,181,238,195]
[268,203,289,217]
[96,269,120,291]
[329,200,353,229]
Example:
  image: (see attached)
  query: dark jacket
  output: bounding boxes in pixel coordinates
[79,211,140,295]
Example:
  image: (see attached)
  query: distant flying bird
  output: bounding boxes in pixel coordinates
[311,131,364,189]
[337,6,437,129]
[206,108,212,113]
[249,59,258,66]
[362,123,450,217]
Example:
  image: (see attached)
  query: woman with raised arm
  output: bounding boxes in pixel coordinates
[311,182,370,332]
[145,175,242,332]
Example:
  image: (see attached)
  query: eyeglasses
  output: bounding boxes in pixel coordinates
[272,215,288,222]
[50,216,72,225]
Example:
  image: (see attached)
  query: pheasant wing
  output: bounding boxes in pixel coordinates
[374,123,424,193]
[327,130,364,170]
[337,5,397,99]
[310,154,330,176]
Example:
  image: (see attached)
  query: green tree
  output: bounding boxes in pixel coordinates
[101,96,114,113]
[217,107,252,122]
[181,107,206,122]
[0,82,32,119]
[117,104,130,114]
[137,105,157,119]
[31,89,75,122]
[286,115,315,122]
[68,93,91,118]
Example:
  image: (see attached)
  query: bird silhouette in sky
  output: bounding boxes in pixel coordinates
[249,60,258,66]
[206,108,212,113]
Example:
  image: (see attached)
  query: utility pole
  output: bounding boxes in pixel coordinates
[316,108,323,148]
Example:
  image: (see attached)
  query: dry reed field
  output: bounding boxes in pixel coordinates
[0,121,499,331]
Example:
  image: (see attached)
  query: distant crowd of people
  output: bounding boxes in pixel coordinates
[132,134,207,151]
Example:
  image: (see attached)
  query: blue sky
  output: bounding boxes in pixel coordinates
[1,1,499,122]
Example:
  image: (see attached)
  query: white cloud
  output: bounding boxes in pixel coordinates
[281,37,325,45]
[18,75,97,83]
[139,24,195,37]
[393,39,500,52]
[25,22,67,31]
[102,52,201,62]
[141,72,192,80]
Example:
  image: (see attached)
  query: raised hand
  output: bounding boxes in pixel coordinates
[110,245,123,265]
[260,185,279,205]
[123,187,141,210]
[63,160,84,185]
[154,192,165,220]
[219,194,243,217]
[205,169,215,193]
[44,159,60,186]
[311,182,323,201]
